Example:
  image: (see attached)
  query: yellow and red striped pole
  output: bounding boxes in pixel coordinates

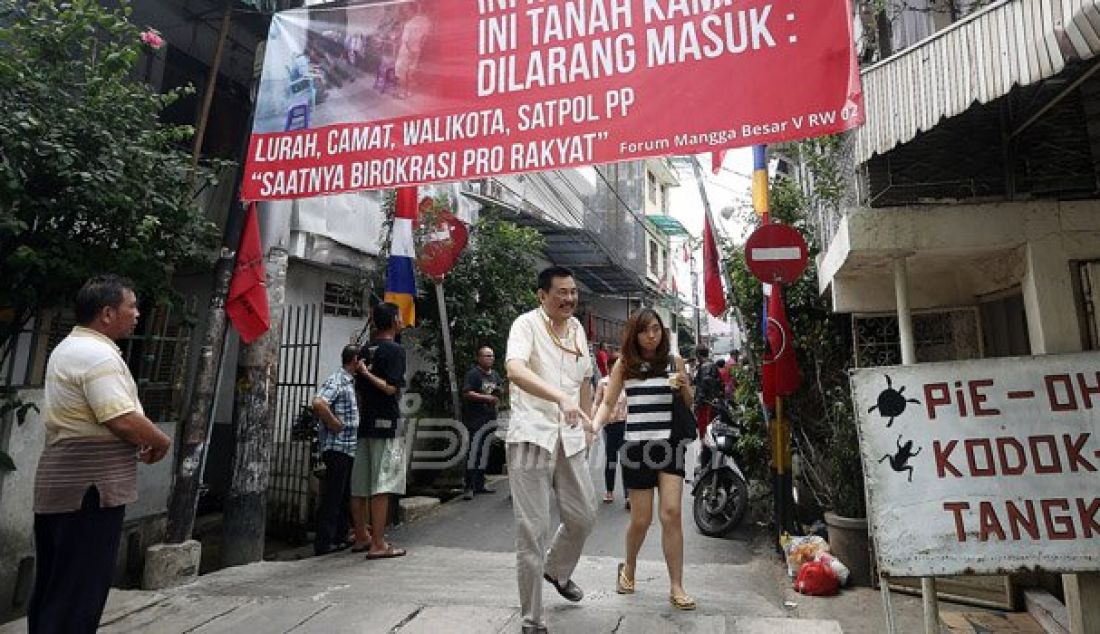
[754,144,794,541]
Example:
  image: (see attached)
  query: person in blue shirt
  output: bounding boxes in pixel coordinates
[311,344,360,556]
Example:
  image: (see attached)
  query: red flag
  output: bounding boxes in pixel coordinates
[703,213,726,317]
[711,150,727,175]
[762,285,801,407]
[226,203,270,344]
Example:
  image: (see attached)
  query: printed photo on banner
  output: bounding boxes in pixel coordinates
[244,0,865,200]
[254,1,441,135]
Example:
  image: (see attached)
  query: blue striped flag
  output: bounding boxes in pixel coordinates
[385,187,418,327]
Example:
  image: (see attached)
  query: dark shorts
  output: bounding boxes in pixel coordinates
[620,438,687,490]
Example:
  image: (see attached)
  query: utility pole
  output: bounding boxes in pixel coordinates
[689,242,702,346]
[687,157,720,349]
[221,203,291,567]
[434,282,463,422]
[166,5,250,542]
[191,0,233,168]
[686,156,753,362]
[164,241,237,543]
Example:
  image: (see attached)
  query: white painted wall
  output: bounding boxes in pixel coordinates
[284,260,366,364]
[0,390,176,621]
[819,202,1100,328]
[293,192,387,257]
[0,389,45,620]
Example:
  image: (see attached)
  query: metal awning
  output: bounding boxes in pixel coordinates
[856,0,1100,164]
[463,192,648,295]
[646,214,691,237]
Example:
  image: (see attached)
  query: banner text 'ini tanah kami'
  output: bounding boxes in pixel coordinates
[243,0,864,201]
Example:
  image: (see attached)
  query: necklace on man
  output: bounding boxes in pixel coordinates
[540,309,582,358]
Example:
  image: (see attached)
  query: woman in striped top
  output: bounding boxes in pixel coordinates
[589,308,696,610]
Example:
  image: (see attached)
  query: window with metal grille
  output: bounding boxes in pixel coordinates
[323,282,364,318]
[853,308,982,368]
[1,302,195,423]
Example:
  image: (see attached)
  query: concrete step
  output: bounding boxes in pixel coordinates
[3,596,841,634]
[0,547,842,633]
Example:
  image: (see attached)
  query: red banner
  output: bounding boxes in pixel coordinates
[242,0,863,201]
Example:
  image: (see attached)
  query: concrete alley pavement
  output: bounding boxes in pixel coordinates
[3,443,846,633]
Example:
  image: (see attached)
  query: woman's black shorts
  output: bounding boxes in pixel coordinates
[620,437,687,490]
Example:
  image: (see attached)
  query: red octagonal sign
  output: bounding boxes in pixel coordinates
[745,223,809,284]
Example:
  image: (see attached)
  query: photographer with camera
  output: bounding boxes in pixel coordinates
[310,344,361,556]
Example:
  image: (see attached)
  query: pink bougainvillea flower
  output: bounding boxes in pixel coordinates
[141,29,164,50]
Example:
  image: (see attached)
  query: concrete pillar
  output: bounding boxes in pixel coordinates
[1020,238,1098,634]
[894,259,916,365]
[893,258,938,634]
[1065,573,1100,634]
[1021,238,1081,355]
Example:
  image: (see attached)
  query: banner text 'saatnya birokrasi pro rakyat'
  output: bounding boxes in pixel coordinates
[242,0,864,201]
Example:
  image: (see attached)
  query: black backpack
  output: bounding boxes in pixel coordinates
[696,361,722,401]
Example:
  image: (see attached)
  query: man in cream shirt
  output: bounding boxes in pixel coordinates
[505,266,598,634]
[31,275,172,633]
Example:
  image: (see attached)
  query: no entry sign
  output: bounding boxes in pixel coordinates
[744,223,808,284]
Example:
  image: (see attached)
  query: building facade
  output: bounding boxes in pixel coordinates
[812,0,1100,627]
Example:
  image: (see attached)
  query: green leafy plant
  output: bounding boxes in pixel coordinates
[722,141,866,519]
[407,207,544,417]
[0,0,222,366]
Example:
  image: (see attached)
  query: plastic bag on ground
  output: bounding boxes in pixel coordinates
[794,560,839,596]
[782,534,830,577]
[815,552,850,587]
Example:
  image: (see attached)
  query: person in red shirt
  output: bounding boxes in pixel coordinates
[595,341,610,377]
[716,359,735,400]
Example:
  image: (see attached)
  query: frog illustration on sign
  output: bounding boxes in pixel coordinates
[868,374,920,427]
[878,435,921,483]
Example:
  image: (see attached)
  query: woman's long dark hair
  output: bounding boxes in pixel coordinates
[619,308,670,380]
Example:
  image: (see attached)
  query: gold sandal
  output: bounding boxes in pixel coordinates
[669,593,696,610]
[616,563,635,594]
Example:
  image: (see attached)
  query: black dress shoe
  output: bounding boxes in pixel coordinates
[474,487,496,494]
[521,624,548,633]
[543,573,583,602]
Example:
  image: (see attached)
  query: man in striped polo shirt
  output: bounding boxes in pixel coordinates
[30,275,172,633]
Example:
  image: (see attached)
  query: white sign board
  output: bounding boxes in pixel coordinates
[851,352,1100,577]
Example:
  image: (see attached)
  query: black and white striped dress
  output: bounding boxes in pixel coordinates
[623,360,675,442]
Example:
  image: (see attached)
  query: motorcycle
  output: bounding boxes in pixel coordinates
[691,400,750,537]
